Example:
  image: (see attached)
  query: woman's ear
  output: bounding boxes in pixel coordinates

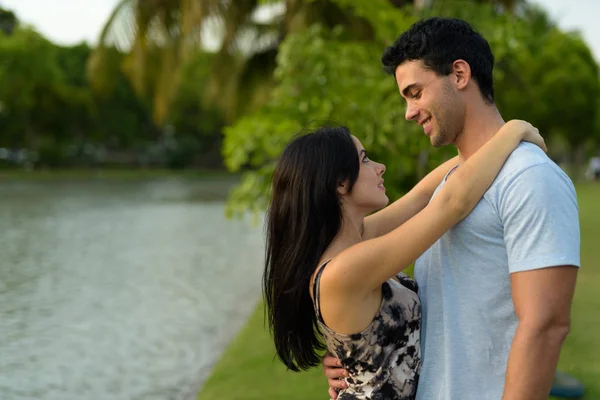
[337,180,349,196]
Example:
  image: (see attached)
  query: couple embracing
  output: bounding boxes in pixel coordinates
[263,17,580,400]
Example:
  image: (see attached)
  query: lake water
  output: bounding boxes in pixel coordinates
[0,177,265,400]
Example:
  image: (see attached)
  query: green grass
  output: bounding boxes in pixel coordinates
[198,305,328,400]
[548,183,600,399]
[199,184,600,400]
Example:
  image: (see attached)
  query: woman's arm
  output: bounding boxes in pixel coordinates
[325,120,545,294]
[362,155,458,240]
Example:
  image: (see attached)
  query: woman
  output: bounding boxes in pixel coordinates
[263,121,545,399]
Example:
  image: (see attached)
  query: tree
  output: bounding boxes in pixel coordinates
[0,26,153,167]
[221,0,600,217]
[86,46,154,152]
[167,51,225,167]
[89,0,377,127]
[222,2,429,217]
[0,7,18,36]
[0,27,69,149]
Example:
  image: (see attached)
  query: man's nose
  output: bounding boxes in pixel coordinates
[405,104,418,121]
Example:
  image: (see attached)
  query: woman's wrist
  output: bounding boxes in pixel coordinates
[504,120,528,139]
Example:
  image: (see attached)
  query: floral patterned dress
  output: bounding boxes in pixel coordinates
[313,262,421,400]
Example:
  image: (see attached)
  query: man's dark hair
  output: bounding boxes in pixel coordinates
[382,17,495,103]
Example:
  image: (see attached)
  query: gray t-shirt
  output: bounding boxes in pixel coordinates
[414,142,580,400]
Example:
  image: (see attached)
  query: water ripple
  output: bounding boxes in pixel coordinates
[0,179,264,400]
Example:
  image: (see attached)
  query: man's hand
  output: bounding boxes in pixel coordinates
[322,352,348,399]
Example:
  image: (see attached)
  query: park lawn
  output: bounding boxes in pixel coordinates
[550,183,600,399]
[199,183,600,400]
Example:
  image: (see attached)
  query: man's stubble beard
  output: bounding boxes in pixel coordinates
[430,111,458,147]
[430,84,463,148]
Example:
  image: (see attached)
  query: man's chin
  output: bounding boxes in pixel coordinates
[430,134,452,148]
[430,136,443,147]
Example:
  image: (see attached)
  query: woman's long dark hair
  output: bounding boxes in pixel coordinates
[263,126,360,371]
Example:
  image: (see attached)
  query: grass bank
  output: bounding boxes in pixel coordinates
[199,183,600,400]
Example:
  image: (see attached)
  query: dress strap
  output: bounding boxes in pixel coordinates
[312,259,331,324]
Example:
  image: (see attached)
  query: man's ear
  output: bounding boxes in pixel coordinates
[337,180,349,196]
[451,59,471,90]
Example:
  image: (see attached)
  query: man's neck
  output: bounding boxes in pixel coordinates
[455,102,505,162]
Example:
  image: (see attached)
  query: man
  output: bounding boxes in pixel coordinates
[587,156,600,181]
[323,17,580,400]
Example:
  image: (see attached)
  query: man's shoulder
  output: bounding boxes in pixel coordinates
[483,143,578,215]
[483,143,577,206]
[495,142,569,186]
[503,142,551,172]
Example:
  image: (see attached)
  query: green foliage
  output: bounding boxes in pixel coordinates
[0,24,153,166]
[0,6,17,36]
[0,5,223,170]
[490,7,599,150]
[223,0,600,218]
[168,52,226,167]
[596,102,600,144]
[0,27,88,151]
[223,20,454,218]
[88,47,153,150]
[170,52,224,143]
[1,1,598,176]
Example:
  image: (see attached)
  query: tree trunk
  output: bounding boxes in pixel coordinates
[572,144,586,182]
[414,0,432,9]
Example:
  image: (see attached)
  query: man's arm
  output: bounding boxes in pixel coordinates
[502,265,578,400]
[498,159,580,400]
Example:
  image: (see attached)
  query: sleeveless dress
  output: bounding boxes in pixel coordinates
[313,261,421,400]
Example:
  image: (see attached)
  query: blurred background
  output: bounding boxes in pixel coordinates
[0,0,598,399]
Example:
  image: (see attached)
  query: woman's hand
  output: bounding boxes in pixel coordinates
[501,120,547,152]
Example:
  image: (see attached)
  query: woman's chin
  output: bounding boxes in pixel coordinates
[382,196,390,208]
[364,196,390,215]
[375,196,390,210]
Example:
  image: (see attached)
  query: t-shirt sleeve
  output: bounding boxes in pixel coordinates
[498,163,580,274]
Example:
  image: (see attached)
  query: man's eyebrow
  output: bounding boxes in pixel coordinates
[401,83,417,97]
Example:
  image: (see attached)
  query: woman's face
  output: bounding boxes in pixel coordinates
[339,136,388,213]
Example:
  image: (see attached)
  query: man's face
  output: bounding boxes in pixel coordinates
[394,60,465,147]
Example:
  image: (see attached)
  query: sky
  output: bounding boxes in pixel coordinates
[1,0,599,61]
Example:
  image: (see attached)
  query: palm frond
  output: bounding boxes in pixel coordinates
[89,0,377,126]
